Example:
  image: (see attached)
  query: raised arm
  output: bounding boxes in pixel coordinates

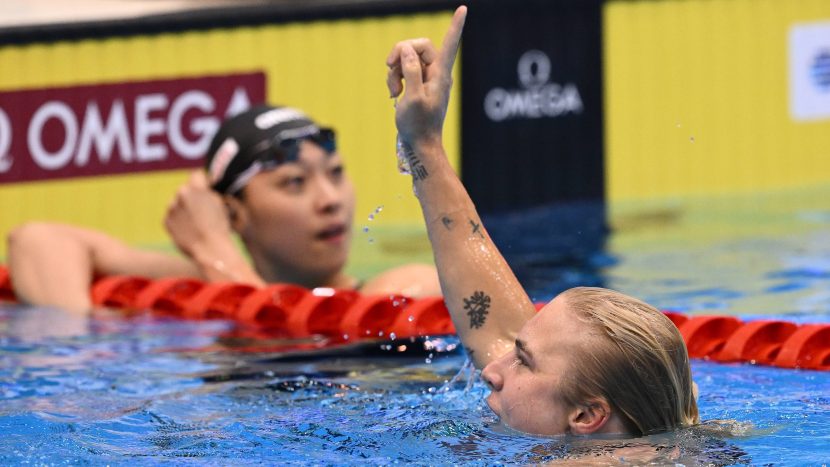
[386,6,536,368]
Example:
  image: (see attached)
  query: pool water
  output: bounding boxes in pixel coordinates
[2,193,830,464]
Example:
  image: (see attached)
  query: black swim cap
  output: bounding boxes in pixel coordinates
[205,104,335,194]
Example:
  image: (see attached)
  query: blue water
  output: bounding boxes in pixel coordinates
[2,199,830,464]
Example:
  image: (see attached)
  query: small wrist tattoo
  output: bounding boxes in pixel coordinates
[403,143,429,181]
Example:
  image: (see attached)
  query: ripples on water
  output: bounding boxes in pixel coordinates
[1,304,827,464]
[2,199,830,463]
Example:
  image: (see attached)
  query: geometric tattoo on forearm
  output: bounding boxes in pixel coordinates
[462,290,491,329]
[403,143,429,181]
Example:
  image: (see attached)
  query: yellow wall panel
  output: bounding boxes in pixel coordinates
[604,0,830,202]
[0,11,460,259]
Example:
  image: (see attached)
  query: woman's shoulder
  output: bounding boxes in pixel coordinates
[358,263,440,297]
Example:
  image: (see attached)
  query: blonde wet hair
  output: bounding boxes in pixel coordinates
[558,287,699,435]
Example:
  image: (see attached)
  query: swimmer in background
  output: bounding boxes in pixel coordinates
[7,105,440,313]
[386,5,699,439]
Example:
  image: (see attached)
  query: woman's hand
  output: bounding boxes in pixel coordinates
[165,171,265,286]
[386,6,466,152]
[164,170,233,259]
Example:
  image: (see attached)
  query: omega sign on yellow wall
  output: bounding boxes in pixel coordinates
[0,12,459,258]
[604,0,830,202]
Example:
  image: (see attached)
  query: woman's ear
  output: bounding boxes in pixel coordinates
[567,398,613,435]
[223,195,249,234]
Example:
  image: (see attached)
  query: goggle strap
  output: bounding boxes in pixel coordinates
[228,160,264,194]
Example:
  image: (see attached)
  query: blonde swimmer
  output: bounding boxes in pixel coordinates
[386,6,698,437]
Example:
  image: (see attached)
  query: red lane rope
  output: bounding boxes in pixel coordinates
[0,265,828,370]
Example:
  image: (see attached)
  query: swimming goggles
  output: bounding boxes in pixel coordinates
[227,127,337,194]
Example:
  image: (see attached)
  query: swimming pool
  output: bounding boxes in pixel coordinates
[2,194,829,464]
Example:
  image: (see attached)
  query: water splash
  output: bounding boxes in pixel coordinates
[364,206,384,244]
[396,134,412,175]
[437,357,479,393]
[367,205,384,222]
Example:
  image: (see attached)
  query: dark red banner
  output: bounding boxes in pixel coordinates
[0,72,266,183]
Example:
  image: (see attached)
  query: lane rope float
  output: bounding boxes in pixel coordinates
[0,265,828,370]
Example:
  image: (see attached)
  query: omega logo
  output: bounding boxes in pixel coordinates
[484,49,583,122]
[517,50,551,89]
[0,107,11,172]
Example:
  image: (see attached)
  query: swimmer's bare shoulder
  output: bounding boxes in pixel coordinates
[360,263,441,297]
[532,420,756,466]
[542,447,673,466]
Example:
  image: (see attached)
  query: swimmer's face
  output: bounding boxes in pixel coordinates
[232,140,355,283]
[481,295,608,436]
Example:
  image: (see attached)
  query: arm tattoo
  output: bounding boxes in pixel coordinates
[469,219,484,239]
[403,143,429,181]
[462,291,491,329]
[441,216,454,230]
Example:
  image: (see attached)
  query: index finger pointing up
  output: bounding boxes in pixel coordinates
[438,6,467,76]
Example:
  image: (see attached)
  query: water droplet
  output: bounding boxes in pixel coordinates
[389,332,397,340]
[375,205,384,213]
[368,213,375,221]
[690,136,695,143]
[378,330,385,337]
[392,300,400,307]
[343,334,349,340]
[676,122,681,128]
[368,238,375,243]
[425,358,433,364]
[365,329,371,335]
[407,315,415,322]
[362,226,369,233]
